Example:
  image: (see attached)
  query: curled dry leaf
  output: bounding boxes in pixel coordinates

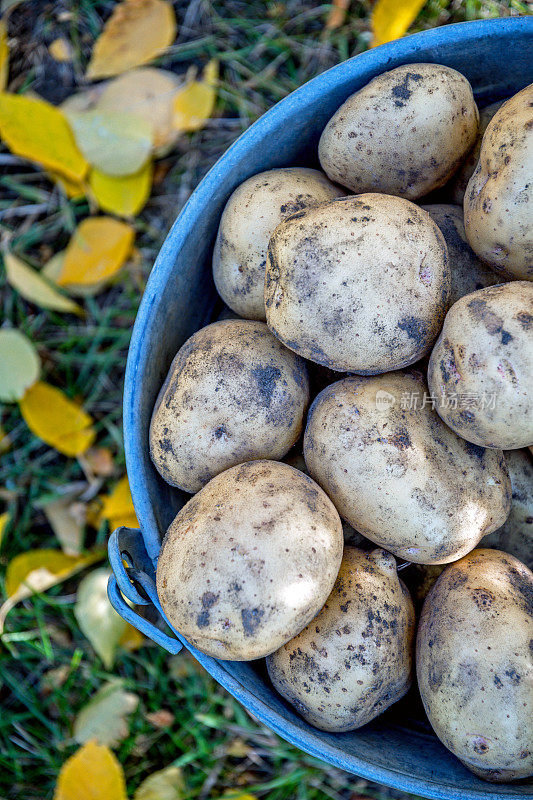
[79,446,115,478]
[74,568,127,668]
[43,493,85,556]
[86,0,177,81]
[74,680,139,747]
[133,766,184,800]
[54,741,127,800]
[0,19,8,91]
[89,162,153,217]
[66,109,153,177]
[0,329,40,402]
[57,217,135,288]
[99,475,139,531]
[371,0,427,46]
[20,381,96,457]
[0,547,104,633]
[97,68,180,155]
[0,93,88,181]
[4,251,83,315]
[172,60,218,133]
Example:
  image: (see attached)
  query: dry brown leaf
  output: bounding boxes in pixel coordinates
[145,709,175,728]
[79,446,115,478]
[43,493,85,556]
[86,0,177,81]
[0,93,88,181]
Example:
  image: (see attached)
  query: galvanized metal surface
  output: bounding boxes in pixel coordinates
[109,18,533,800]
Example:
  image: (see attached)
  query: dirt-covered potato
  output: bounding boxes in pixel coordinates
[417,549,533,782]
[444,101,504,205]
[464,85,533,280]
[318,63,478,200]
[150,319,309,493]
[428,282,533,449]
[421,204,500,306]
[481,449,533,569]
[212,168,342,320]
[267,547,415,731]
[303,372,511,564]
[265,194,450,373]
[156,460,343,660]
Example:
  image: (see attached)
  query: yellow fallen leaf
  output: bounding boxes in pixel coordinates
[172,60,218,132]
[58,217,135,287]
[0,93,88,181]
[119,623,144,652]
[100,475,139,530]
[66,109,153,177]
[134,766,184,800]
[19,381,95,456]
[42,251,107,298]
[48,170,86,199]
[49,37,72,62]
[97,68,180,154]
[0,329,40,402]
[74,568,128,668]
[61,85,106,114]
[86,0,177,80]
[74,680,139,747]
[4,251,83,315]
[371,0,427,46]
[54,741,127,800]
[0,547,104,633]
[89,162,153,217]
[0,20,8,91]
[0,511,10,547]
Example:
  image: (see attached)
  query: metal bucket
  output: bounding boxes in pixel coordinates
[108,18,533,800]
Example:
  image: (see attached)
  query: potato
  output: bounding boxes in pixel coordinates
[428,282,533,449]
[150,319,309,493]
[481,449,533,569]
[212,168,342,320]
[267,547,415,731]
[265,194,450,373]
[156,460,343,660]
[416,549,533,782]
[464,85,533,280]
[421,204,500,306]
[318,63,478,200]
[444,101,504,205]
[303,372,511,564]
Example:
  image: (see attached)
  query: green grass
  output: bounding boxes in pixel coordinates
[0,1,529,798]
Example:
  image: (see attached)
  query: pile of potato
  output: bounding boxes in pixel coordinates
[150,64,533,784]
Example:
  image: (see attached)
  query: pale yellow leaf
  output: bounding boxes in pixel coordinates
[100,475,139,530]
[48,170,86,199]
[0,329,40,402]
[42,251,107,298]
[0,511,9,548]
[0,548,104,633]
[74,568,127,668]
[54,741,127,800]
[43,494,85,556]
[89,162,153,217]
[0,20,8,91]
[74,680,139,747]
[49,37,72,62]
[19,381,95,456]
[87,0,176,81]
[66,108,153,177]
[371,0,427,47]
[61,85,106,114]
[0,93,88,181]
[172,60,218,132]
[119,623,144,651]
[134,766,184,800]
[4,251,83,315]
[57,217,135,287]
[97,68,180,154]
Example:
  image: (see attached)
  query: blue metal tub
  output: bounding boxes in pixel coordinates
[108,18,533,800]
